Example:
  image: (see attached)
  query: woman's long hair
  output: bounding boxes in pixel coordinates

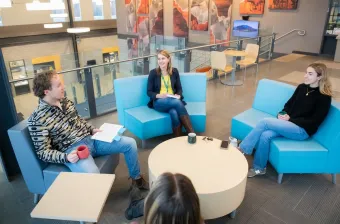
[156,50,173,75]
[308,63,332,96]
[144,172,203,224]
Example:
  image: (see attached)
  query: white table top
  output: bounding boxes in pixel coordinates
[224,50,248,57]
[148,136,248,194]
[31,172,115,222]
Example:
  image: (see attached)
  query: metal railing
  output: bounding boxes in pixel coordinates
[8,34,275,84]
[260,29,306,50]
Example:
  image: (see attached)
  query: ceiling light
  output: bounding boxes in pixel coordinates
[67,27,90,33]
[44,23,63,28]
[50,13,68,18]
[26,0,65,11]
[0,0,12,8]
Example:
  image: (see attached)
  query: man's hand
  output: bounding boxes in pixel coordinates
[92,128,102,135]
[278,114,290,121]
[67,150,79,163]
[174,94,181,99]
[156,93,167,99]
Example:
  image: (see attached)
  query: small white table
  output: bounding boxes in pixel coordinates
[224,50,248,86]
[148,136,248,220]
[31,172,115,224]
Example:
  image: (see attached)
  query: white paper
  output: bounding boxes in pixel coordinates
[167,94,180,99]
[91,123,123,143]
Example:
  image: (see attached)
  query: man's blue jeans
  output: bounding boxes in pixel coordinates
[153,98,189,128]
[65,135,141,179]
[239,118,309,170]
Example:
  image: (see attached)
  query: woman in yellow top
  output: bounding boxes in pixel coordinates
[147,50,194,137]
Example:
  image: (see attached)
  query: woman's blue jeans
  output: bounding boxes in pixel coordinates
[239,118,309,170]
[153,98,189,128]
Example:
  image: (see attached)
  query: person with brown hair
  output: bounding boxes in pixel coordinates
[238,63,332,178]
[147,50,194,137]
[125,172,204,224]
[28,70,148,190]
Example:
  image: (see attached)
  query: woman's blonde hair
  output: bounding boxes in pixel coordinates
[308,63,332,96]
[156,50,173,75]
[144,173,203,224]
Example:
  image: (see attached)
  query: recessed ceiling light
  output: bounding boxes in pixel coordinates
[0,0,12,8]
[44,23,63,28]
[67,27,90,33]
[50,13,68,18]
[26,0,65,11]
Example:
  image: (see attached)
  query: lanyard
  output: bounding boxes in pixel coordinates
[161,75,170,93]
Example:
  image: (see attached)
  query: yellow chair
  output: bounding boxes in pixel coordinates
[236,44,259,80]
[211,51,234,85]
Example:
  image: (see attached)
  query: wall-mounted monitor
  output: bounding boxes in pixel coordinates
[232,20,259,38]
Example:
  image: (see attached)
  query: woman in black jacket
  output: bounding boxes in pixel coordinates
[147,50,194,137]
[238,63,332,178]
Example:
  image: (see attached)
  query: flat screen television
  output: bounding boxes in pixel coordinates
[232,20,259,38]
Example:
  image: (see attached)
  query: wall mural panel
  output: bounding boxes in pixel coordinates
[137,0,149,14]
[125,0,137,33]
[190,0,209,31]
[240,0,264,15]
[268,0,298,10]
[210,0,232,44]
[173,0,189,37]
[150,0,164,36]
[137,15,150,55]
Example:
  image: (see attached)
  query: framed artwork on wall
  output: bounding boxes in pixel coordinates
[268,0,298,10]
[240,0,265,15]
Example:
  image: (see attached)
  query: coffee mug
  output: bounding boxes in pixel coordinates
[278,111,287,116]
[188,133,197,144]
[77,145,90,159]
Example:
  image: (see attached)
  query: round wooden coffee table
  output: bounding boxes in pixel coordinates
[148,136,248,220]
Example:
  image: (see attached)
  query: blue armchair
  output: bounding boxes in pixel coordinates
[114,73,206,146]
[8,120,120,203]
[231,79,340,184]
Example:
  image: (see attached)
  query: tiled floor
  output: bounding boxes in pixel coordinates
[1,55,340,224]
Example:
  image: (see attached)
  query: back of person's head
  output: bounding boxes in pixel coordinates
[308,63,332,96]
[144,172,202,224]
[33,70,57,99]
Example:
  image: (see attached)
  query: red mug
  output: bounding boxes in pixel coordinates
[77,145,90,159]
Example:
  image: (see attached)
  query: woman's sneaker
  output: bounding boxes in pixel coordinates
[247,168,266,178]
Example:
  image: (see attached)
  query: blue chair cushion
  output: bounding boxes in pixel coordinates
[124,102,206,140]
[269,138,328,173]
[231,108,274,141]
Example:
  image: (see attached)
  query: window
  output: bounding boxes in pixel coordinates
[0,16,3,26]
[52,9,66,23]
[92,0,104,20]
[73,0,82,21]
[51,0,66,22]
[110,0,117,19]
